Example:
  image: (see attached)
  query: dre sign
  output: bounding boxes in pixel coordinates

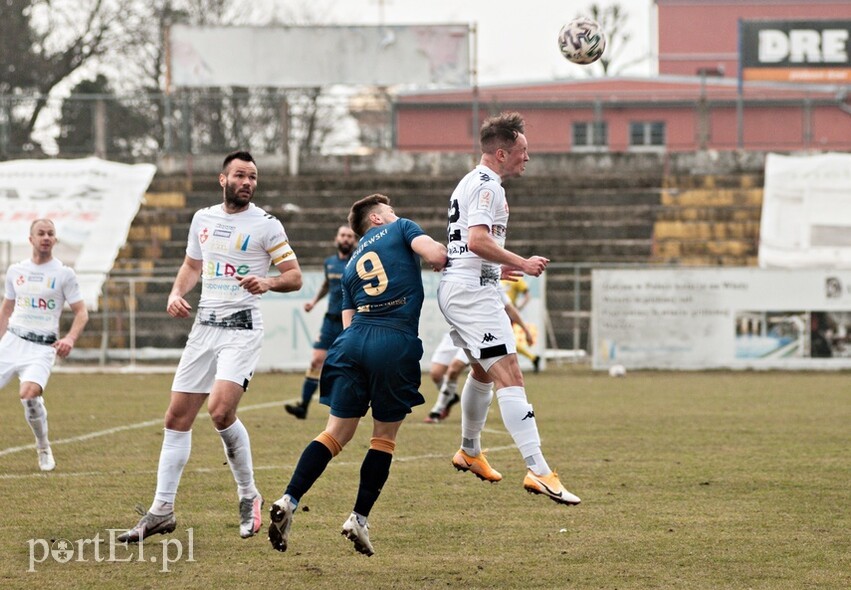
[742,20,851,82]
[759,28,847,64]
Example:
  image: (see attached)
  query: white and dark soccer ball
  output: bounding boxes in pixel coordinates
[558,17,606,64]
[608,364,627,378]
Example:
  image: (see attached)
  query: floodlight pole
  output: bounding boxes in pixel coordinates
[736,18,744,150]
[163,23,173,154]
[471,22,479,159]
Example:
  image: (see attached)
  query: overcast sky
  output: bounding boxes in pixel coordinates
[265,0,656,84]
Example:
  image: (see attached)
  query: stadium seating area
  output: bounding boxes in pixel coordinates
[68,168,764,354]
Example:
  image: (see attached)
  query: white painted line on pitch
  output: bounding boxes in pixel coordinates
[0,399,295,458]
[0,445,519,481]
[1,398,510,459]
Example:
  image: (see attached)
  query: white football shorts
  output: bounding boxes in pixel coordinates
[171,323,263,393]
[437,280,516,371]
[430,332,470,367]
[0,332,56,391]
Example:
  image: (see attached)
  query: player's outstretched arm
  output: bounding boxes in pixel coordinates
[342,308,355,329]
[167,256,202,318]
[411,235,448,272]
[54,300,89,358]
[240,259,303,295]
[305,279,330,312]
[0,298,14,335]
[468,226,549,277]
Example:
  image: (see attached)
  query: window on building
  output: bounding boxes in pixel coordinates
[572,121,608,151]
[629,121,666,150]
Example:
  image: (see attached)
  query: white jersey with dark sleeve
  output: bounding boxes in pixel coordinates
[442,164,509,287]
[4,258,83,339]
[186,203,296,330]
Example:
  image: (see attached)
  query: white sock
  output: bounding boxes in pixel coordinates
[496,386,551,475]
[460,375,493,456]
[430,376,459,414]
[152,428,192,513]
[218,418,258,500]
[22,398,49,449]
[436,376,459,410]
[428,379,444,414]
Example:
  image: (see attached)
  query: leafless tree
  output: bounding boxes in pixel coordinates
[1,0,130,153]
[581,2,650,76]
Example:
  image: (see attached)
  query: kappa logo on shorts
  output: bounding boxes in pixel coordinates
[481,333,496,343]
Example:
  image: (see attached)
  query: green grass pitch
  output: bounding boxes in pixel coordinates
[1,367,849,589]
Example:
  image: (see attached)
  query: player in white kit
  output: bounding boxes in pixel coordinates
[437,112,580,505]
[0,219,89,472]
[425,291,533,423]
[117,151,303,543]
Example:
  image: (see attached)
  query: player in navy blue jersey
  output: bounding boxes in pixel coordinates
[285,225,356,419]
[268,193,447,557]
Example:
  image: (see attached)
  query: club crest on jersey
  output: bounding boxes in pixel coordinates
[16,275,25,286]
[477,189,493,210]
[199,228,209,244]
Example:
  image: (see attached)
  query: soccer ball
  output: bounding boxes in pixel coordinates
[608,364,627,377]
[558,17,606,64]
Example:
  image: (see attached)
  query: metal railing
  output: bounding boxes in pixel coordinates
[4,262,711,370]
[0,240,10,273]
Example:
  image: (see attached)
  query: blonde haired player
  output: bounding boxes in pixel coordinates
[425,290,535,423]
[438,112,580,505]
[0,219,88,471]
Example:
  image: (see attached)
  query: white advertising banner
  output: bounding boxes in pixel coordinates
[593,267,851,370]
[759,152,851,268]
[258,271,546,372]
[169,24,470,88]
[0,158,157,310]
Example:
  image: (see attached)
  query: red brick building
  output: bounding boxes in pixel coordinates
[393,0,851,153]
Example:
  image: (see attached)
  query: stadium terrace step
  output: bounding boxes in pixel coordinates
[143,192,187,208]
[180,186,663,211]
[661,188,764,207]
[661,173,763,190]
[510,239,654,261]
[654,221,760,241]
[654,239,757,259]
[117,240,188,262]
[655,206,761,222]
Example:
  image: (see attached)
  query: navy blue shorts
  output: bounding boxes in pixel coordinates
[314,314,344,350]
[319,323,425,422]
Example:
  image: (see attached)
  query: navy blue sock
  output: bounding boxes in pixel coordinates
[285,440,333,502]
[353,449,393,518]
[300,377,319,406]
